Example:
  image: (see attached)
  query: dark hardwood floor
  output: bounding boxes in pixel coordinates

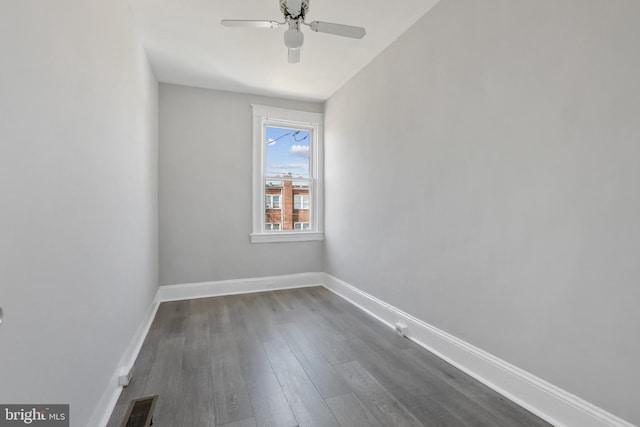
[107,287,552,427]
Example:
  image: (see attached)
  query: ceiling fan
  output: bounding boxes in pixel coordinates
[221,0,366,64]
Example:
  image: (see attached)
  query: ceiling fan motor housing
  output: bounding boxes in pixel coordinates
[280,0,309,20]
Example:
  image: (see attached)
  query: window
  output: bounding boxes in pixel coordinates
[251,105,323,243]
[294,194,309,210]
[265,194,281,209]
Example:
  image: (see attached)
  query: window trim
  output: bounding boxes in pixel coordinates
[250,105,324,243]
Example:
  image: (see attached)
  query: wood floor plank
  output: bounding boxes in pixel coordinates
[210,331,254,425]
[279,322,351,399]
[288,290,357,343]
[289,314,355,366]
[219,417,258,427]
[207,295,231,335]
[305,286,347,306]
[240,293,288,345]
[262,339,340,427]
[268,290,311,324]
[141,336,189,426]
[227,298,298,427]
[183,298,211,369]
[172,367,216,427]
[164,300,191,337]
[334,360,425,427]
[270,289,299,311]
[309,333,354,367]
[326,392,384,427]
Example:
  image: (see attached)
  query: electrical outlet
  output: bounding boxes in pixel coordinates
[394,322,408,337]
[118,370,133,387]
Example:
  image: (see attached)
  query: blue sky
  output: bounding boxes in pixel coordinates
[265,126,310,178]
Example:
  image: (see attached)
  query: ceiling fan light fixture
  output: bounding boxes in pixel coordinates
[284,27,304,49]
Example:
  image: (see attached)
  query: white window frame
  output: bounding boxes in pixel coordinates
[294,222,310,231]
[265,223,281,231]
[251,105,324,243]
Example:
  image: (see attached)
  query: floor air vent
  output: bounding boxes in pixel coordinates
[121,395,158,427]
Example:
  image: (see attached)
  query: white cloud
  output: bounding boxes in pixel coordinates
[289,145,310,158]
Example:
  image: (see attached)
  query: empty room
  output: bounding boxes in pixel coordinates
[1,0,638,426]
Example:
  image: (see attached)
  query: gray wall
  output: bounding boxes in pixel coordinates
[324,0,640,424]
[0,1,158,425]
[159,84,323,285]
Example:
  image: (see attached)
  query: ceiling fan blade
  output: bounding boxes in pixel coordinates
[288,48,301,64]
[308,21,366,39]
[220,20,282,28]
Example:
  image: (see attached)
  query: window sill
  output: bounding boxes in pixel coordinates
[250,232,324,243]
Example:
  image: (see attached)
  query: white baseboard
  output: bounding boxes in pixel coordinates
[89,300,160,427]
[155,272,325,302]
[322,273,635,427]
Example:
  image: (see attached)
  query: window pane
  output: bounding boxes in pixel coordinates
[265,180,282,230]
[293,181,309,212]
[266,195,281,209]
[265,181,282,210]
[265,126,310,179]
[294,194,309,209]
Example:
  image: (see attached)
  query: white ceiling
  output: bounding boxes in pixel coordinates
[128,0,440,102]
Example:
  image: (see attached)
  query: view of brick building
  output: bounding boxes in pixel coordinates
[265,180,310,231]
